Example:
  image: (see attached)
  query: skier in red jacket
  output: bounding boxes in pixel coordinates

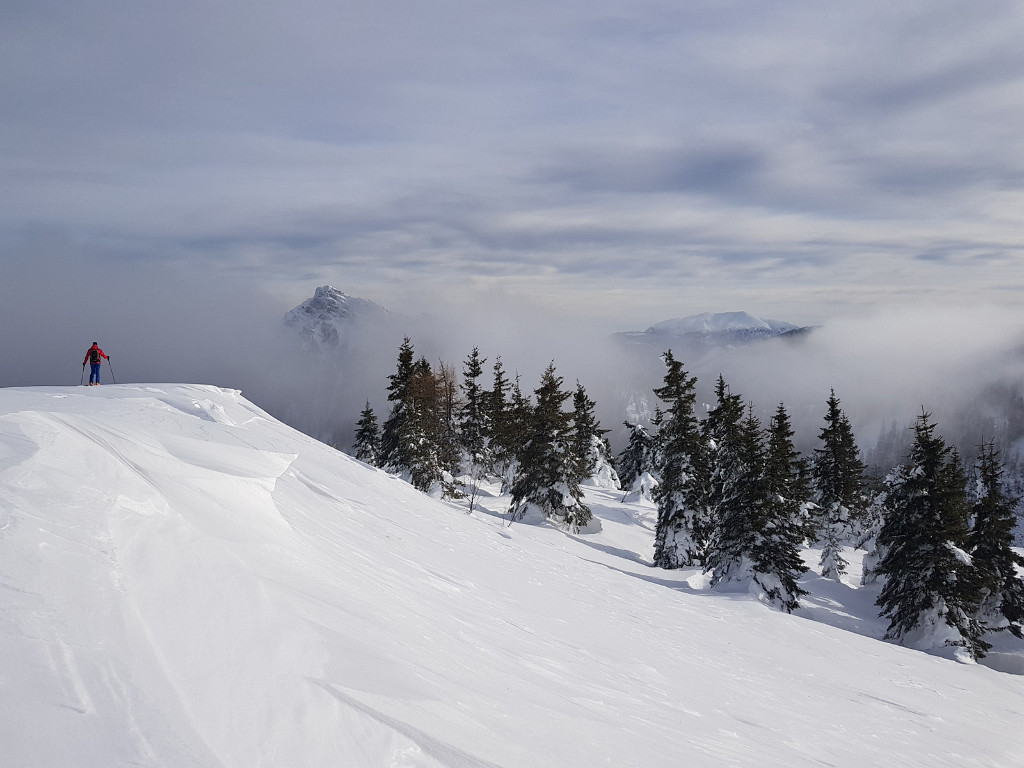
[83,342,109,385]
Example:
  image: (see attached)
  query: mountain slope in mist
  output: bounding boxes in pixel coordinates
[615,310,809,350]
[2,384,1024,768]
[649,311,801,336]
[273,289,815,451]
[283,284,391,355]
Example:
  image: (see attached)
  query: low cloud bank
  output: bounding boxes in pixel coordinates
[4,239,1022,469]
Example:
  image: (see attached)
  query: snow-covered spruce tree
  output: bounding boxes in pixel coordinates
[399,357,447,493]
[969,441,1024,638]
[618,421,658,503]
[706,401,808,613]
[811,390,868,580]
[457,347,490,510]
[483,356,513,484]
[860,464,907,587]
[706,403,766,592]
[379,337,416,470]
[874,411,988,659]
[504,374,534,487]
[508,363,591,533]
[699,375,746,569]
[353,401,380,466]
[618,421,651,490]
[571,381,619,490]
[651,351,706,568]
[752,403,811,612]
[437,359,465,493]
[458,346,489,468]
[485,357,532,491]
[380,346,461,497]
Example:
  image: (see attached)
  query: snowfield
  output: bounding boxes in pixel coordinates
[2,384,1023,768]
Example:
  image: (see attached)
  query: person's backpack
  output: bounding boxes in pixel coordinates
[89,348,100,364]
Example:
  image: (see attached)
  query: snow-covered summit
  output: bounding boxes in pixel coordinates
[283,285,388,353]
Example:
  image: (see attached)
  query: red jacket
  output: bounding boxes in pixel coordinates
[84,344,108,365]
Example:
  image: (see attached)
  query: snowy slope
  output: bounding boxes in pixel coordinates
[2,385,1023,768]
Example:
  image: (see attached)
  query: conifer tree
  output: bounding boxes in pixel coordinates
[651,351,706,568]
[754,403,811,611]
[504,374,534,485]
[379,337,416,470]
[707,403,766,589]
[400,357,446,493]
[969,441,1024,638]
[379,346,460,496]
[700,375,746,568]
[434,359,464,487]
[458,347,489,467]
[485,357,518,488]
[508,363,591,533]
[765,404,812,514]
[703,399,809,612]
[874,411,988,658]
[811,390,867,580]
[618,421,657,502]
[353,401,380,466]
[571,381,619,489]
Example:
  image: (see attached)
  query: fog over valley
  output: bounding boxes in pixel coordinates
[5,256,1023,481]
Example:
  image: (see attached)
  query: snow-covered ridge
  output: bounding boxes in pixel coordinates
[648,311,799,336]
[2,384,1023,767]
[615,311,809,352]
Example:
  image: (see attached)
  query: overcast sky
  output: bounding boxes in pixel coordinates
[3,0,1023,333]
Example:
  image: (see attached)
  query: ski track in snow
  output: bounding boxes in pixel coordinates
[1,384,1023,768]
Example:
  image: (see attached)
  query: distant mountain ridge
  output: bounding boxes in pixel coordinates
[284,290,809,355]
[648,311,799,336]
[283,285,389,354]
[615,311,811,349]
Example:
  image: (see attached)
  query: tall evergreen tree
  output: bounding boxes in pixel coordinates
[379,337,416,469]
[353,401,380,466]
[504,374,534,486]
[434,359,464,492]
[379,348,461,496]
[508,363,591,533]
[874,411,988,659]
[651,351,706,568]
[707,402,766,590]
[400,356,446,493]
[458,347,489,467]
[618,421,657,501]
[969,441,1024,638]
[571,381,619,489]
[703,399,809,612]
[754,403,811,612]
[699,375,746,568]
[765,404,812,515]
[811,390,867,580]
[485,357,519,488]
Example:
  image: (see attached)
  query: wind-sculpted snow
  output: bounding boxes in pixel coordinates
[2,384,1023,767]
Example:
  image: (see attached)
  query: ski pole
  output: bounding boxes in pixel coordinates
[107,357,117,384]
[80,365,86,385]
